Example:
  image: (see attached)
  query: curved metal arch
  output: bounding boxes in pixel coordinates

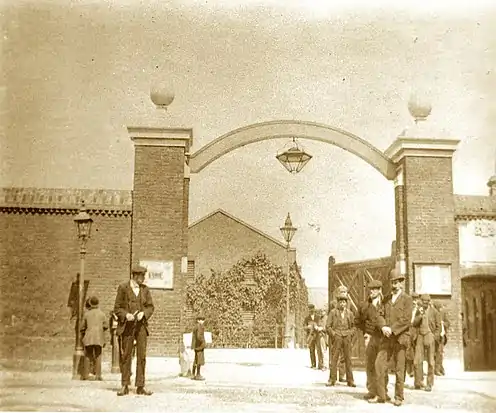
[188,120,396,180]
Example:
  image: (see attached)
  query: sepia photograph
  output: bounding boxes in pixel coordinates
[0,0,495,411]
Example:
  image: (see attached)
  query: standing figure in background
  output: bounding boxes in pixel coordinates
[304,304,324,369]
[405,292,420,380]
[114,265,155,396]
[80,296,108,381]
[326,294,356,387]
[412,294,441,392]
[355,279,386,400]
[191,314,206,381]
[433,301,450,376]
[331,285,350,382]
[316,309,327,370]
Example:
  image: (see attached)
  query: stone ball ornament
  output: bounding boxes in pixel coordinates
[150,85,175,109]
[407,94,432,122]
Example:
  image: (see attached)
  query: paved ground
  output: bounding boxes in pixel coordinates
[1,349,495,412]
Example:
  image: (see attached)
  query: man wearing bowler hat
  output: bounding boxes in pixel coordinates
[355,279,386,400]
[370,268,412,406]
[114,264,155,396]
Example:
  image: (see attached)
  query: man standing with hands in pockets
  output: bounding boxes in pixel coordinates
[114,265,155,396]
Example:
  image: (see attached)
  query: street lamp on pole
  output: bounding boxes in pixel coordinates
[280,213,297,349]
[72,201,93,380]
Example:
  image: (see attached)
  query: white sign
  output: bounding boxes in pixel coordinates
[182,331,213,347]
[414,263,452,295]
[140,260,174,289]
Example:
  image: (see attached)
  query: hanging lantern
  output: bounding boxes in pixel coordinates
[276,138,312,174]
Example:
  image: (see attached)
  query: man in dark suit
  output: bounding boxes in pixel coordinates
[114,265,155,396]
[355,279,385,399]
[369,268,413,406]
[412,294,441,391]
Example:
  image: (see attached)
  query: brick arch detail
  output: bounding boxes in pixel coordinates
[188,120,396,180]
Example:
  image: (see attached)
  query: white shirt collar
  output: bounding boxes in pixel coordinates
[130,279,140,296]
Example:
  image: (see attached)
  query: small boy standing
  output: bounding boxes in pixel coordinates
[191,314,206,381]
[81,296,109,380]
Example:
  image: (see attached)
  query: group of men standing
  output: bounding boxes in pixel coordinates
[305,268,450,407]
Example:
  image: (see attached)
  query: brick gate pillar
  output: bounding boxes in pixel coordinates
[385,104,463,369]
[128,126,193,356]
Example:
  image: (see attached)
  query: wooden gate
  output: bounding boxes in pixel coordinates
[329,255,394,364]
[462,275,496,371]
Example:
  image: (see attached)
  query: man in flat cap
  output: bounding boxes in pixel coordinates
[114,264,155,396]
[329,285,350,381]
[326,294,356,387]
[370,268,412,406]
[412,294,441,391]
[355,279,385,400]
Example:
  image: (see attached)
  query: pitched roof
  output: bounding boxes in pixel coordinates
[189,209,294,250]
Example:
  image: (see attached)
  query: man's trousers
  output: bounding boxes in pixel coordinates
[365,335,385,396]
[414,335,435,388]
[330,335,354,384]
[375,337,407,402]
[119,324,147,387]
[434,338,445,375]
[308,335,324,368]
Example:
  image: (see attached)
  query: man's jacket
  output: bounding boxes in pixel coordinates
[114,281,154,336]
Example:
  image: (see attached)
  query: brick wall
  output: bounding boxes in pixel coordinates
[0,209,131,360]
[131,145,187,356]
[402,156,462,362]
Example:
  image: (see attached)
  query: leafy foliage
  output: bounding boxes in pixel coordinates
[186,252,309,348]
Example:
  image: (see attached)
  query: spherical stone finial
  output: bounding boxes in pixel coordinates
[150,84,175,110]
[408,94,432,123]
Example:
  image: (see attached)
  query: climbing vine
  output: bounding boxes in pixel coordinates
[185,252,309,348]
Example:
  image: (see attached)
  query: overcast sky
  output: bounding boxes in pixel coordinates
[1,0,495,287]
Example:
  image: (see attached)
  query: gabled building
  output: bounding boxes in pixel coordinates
[188,209,296,279]
[187,209,307,348]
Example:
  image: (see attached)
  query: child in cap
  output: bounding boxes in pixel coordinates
[80,295,109,380]
[191,314,206,380]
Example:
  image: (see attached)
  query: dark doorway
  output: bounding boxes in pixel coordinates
[461,275,496,371]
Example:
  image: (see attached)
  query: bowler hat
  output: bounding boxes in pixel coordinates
[308,304,315,310]
[196,314,205,321]
[368,279,382,289]
[389,268,405,282]
[420,294,431,301]
[88,296,99,308]
[131,265,147,274]
[411,292,420,299]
